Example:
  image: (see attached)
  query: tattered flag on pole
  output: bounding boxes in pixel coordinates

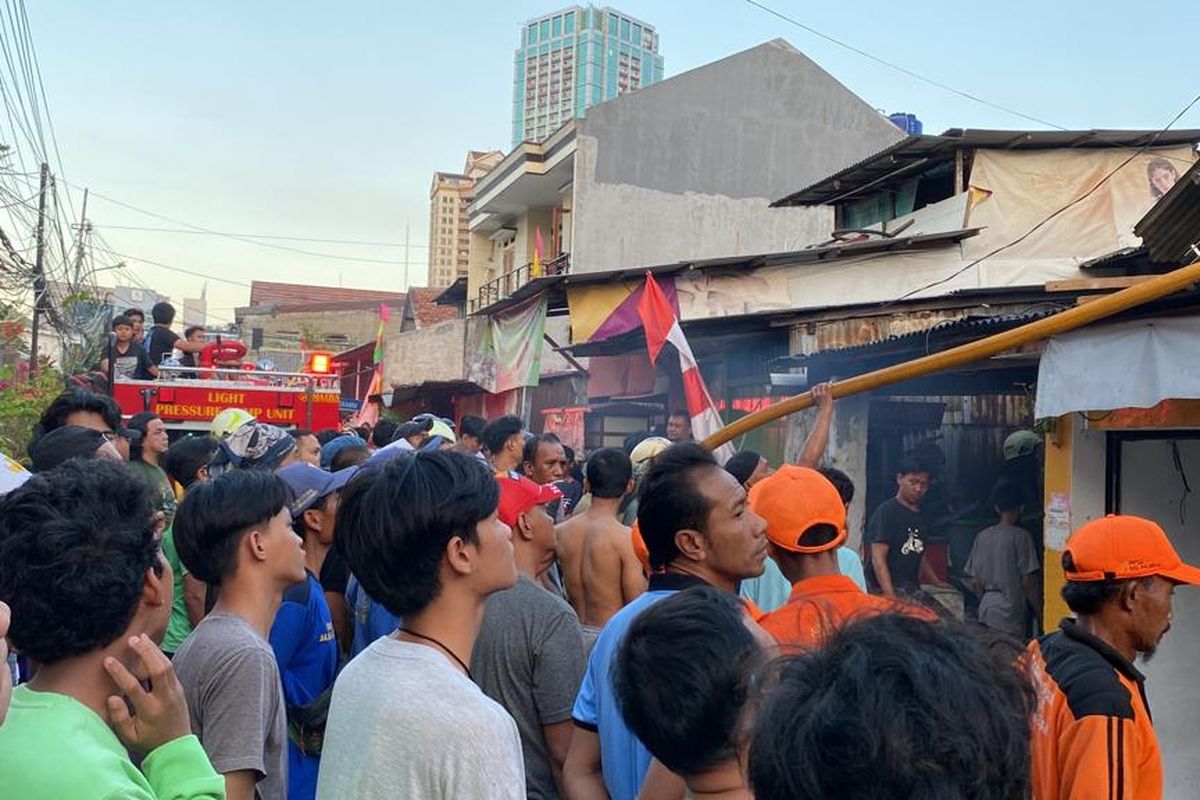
[371,302,390,364]
[636,272,735,464]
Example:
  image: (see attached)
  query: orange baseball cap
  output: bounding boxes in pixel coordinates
[748,465,847,554]
[1063,514,1200,584]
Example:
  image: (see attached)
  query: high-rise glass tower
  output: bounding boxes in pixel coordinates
[512,5,663,147]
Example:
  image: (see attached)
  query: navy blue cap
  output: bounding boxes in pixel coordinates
[278,462,358,516]
[319,434,366,470]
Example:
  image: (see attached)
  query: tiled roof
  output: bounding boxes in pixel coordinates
[248,298,405,315]
[406,287,460,327]
[249,280,408,308]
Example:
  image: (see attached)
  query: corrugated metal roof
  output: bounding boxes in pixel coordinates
[794,309,984,354]
[1080,246,1148,271]
[773,128,1200,207]
[1134,160,1200,264]
[773,309,1058,369]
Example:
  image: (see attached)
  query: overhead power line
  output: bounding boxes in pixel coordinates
[14,0,73,222]
[74,185,419,265]
[91,243,254,289]
[886,91,1200,305]
[742,0,1063,129]
[92,223,426,249]
[741,0,1198,167]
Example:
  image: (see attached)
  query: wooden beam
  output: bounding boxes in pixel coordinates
[544,332,588,376]
[1045,276,1153,293]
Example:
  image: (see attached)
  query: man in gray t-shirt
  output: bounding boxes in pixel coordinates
[171,469,308,800]
[472,474,585,799]
[964,481,1040,639]
[473,576,586,799]
[173,613,287,800]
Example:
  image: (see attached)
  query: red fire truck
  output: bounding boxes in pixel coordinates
[111,341,342,433]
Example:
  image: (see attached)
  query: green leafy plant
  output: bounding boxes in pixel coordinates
[0,303,65,459]
[0,362,64,461]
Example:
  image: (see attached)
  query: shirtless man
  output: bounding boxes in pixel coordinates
[557,447,645,644]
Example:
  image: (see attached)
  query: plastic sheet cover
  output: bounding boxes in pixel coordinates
[1035,316,1200,418]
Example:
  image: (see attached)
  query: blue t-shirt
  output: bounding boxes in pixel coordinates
[837,546,867,591]
[572,573,708,800]
[345,575,401,660]
[269,572,338,800]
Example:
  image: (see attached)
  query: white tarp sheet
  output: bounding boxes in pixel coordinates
[1035,316,1200,418]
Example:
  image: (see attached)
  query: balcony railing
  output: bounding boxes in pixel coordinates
[472,253,570,313]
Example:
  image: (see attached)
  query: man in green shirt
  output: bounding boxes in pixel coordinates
[0,458,224,798]
[161,436,220,655]
[128,412,178,527]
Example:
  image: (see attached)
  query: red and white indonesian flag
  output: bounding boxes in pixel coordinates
[637,273,735,465]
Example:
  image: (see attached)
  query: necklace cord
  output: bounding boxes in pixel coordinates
[399,627,472,680]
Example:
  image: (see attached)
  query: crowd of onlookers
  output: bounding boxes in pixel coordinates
[0,385,1193,799]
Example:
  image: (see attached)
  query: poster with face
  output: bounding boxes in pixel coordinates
[965,145,1197,257]
[1147,157,1180,199]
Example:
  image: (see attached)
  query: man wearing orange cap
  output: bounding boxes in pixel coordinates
[751,466,926,648]
[1028,515,1200,800]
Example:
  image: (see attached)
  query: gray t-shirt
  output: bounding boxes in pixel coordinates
[471,576,586,800]
[172,612,287,800]
[317,637,525,799]
[965,522,1040,638]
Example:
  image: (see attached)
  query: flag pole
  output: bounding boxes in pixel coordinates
[700,260,1200,451]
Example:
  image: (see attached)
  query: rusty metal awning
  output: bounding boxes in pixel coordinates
[773,310,1057,386]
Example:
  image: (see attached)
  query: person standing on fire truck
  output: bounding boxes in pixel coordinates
[145,302,211,372]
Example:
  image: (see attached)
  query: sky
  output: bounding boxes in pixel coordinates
[22,0,1200,326]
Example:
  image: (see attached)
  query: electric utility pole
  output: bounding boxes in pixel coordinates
[28,161,49,374]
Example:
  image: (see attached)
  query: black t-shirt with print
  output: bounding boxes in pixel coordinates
[104,339,154,380]
[864,497,930,593]
[147,325,180,369]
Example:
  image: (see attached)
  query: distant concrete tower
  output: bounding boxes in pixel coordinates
[427,150,504,288]
[512,5,664,147]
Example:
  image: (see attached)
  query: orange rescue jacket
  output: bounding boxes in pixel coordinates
[759,574,935,650]
[1027,620,1162,800]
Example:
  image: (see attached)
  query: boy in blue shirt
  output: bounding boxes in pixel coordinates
[345,575,401,659]
[274,463,355,800]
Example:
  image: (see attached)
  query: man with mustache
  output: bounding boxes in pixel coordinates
[1028,515,1200,799]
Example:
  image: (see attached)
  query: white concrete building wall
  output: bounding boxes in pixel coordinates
[569,39,904,275]
[1114,437,1200,798]
[571,132,832,272]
